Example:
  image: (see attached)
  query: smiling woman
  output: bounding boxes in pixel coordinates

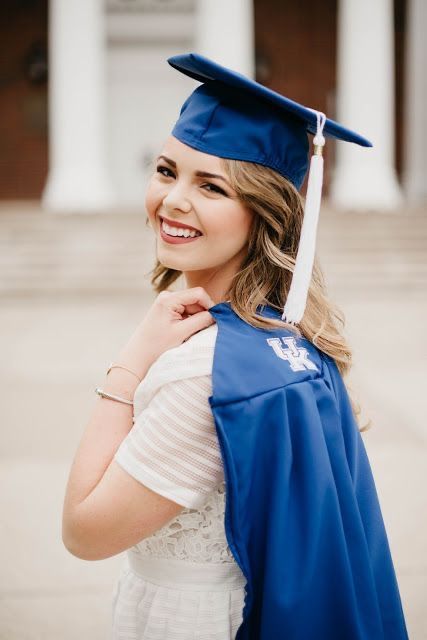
[62,51,409,640]
[144,136,254,286]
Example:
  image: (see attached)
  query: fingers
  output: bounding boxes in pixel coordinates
[152,288,217,347]
[179,310,216,338]
[158,287,216,311]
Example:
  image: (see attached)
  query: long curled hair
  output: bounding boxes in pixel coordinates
[148,158,371,433]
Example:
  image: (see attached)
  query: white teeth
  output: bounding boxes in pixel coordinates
[161,220,201,238]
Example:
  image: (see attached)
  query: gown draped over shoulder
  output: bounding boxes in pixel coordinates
[111,302,408,640]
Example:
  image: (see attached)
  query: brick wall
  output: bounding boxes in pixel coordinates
[0,0,48,200]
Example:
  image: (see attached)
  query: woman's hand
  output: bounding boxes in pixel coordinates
[115,287,217,379]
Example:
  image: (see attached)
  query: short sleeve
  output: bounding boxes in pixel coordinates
[114,374,224,509]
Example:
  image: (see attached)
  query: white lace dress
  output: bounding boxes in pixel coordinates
[110,323,247,639]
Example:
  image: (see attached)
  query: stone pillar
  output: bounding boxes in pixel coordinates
[42,0,115,212]
[195,0,254,77]
[403,0,427,204]
[330,0,402,210]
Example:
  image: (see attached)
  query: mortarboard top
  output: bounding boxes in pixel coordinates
[167,52,372,189]
[166,52,372,324]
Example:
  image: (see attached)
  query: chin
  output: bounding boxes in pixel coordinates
[156,253,186,271]
[158,256,206,273]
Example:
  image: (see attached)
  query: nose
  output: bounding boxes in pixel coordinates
[162,181,192,214]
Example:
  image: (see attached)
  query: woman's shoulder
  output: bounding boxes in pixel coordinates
[160,320,218,363]
[133,322,218,413]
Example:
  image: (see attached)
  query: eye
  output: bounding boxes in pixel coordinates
[202,183,227,196]
[156,165,175,178]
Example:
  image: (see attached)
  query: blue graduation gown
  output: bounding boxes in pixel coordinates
[207,302,409,640]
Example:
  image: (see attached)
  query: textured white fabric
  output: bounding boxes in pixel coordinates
[111,554,246,640]
[114,323,222,509]
[111,322,247,639]
[134,480,235,564]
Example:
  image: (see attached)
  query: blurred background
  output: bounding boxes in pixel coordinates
[0,0,426,638]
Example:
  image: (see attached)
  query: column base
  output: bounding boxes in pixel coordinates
[42,168,116,213]
[402,171,427,205]
[330,163,404,211]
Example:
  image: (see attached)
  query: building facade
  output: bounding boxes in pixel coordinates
[0,0,425,211]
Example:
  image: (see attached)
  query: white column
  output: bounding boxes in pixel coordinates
[330,0,403,210]
[42,0,115,213]
[195,0,254,77]
[403,0,427,204]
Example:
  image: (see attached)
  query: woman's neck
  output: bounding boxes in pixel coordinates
[182,246,248,304]
[183,270,229,304]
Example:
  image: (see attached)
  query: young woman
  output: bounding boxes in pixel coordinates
[62,54,409,639]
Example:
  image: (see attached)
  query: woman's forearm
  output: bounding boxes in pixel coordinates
[63,344,154,512]
[62,289,216,557]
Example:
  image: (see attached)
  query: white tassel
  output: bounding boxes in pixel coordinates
[282,111,326,325]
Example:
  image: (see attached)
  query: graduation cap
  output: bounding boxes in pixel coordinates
[167,52,372,325]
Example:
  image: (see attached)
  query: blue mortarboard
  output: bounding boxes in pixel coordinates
[167,52,372,324]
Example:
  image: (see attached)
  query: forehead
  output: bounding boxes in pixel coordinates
[159,135,226,173]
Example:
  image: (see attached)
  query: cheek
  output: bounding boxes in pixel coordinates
[206,205,253,247]
[144,182,163,223]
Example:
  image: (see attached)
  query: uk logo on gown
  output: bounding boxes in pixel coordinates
[266,337,319,372]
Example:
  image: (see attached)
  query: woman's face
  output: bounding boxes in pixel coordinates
[145,136,254,282]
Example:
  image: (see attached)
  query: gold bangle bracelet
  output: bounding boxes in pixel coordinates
[95,387,134,406]
[106,362,142,382]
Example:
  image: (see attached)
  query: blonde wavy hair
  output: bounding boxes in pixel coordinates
[148,158,371,433]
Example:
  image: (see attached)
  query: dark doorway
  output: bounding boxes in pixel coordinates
[254,0,337,193]
[254,0,406,192]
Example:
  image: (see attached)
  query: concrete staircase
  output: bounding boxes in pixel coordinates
[316,206,427,296]
[0,201,426,298]
[0,203,156,297]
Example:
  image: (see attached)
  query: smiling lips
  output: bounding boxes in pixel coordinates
[161,215,202,234]
[159,218,203,244]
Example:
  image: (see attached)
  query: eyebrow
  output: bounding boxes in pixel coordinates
[157,155,232,188]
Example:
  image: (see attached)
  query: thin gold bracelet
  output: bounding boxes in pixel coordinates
[106,362,142,382]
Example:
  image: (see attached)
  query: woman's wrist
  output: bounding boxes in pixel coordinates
[115,342,157,381]
[103,367,140,400]
[103,345,155,397]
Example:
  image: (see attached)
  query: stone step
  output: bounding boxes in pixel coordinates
[1,205,426,297]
